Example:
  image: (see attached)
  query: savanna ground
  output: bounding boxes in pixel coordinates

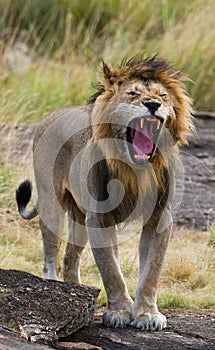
[0,120,214,314]
[0,1,215,348]
[0,122,215,349]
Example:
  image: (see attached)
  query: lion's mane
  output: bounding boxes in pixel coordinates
[88,55,194,221]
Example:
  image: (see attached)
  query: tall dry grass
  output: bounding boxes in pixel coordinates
[1,175,214,311]
[0,0,214,123]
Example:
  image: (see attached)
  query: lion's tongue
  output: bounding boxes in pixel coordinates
[133,130,154,156]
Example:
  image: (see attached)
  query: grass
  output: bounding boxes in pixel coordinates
[0,58,94,123]
[0,0,215,123]
[82,227,215,309]
[0,167,214,311]
[158,293,191,310]
[209,223,215,247]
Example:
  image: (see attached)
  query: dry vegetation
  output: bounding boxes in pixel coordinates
[0,163,214,311]
[0,0,214,311]
[0,0,215,123]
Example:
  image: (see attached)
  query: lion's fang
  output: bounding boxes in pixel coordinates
[157,119,160,130]
[140,118,145,129]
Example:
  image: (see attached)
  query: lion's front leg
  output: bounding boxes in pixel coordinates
[132,221,172,331]
[86,212,133,328]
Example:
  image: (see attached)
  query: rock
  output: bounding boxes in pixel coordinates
[58,341,102,349]
[0,123,36,165]
[62,310,215,350]
[0,325,53,350]
[0,269,100,347]
[175,115,215,230]
[192,110,215,119]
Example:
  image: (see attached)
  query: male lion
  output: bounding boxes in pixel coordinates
[16,56,193,331]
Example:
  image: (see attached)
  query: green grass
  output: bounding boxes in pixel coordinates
[209,223,215,246]
[0,167,11,195]
[203,297,215,309]
[0,165,215,310]
[0,0,214,123]
[0,59,94,123]
[0,166,214,311]
[158,292,191,310]
[0,166,14,207]
[0,172,214,311]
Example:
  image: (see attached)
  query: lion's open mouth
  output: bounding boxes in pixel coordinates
[126,117,162,164]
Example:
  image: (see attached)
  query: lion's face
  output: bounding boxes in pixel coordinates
[112,79,176,165]
[91,56,193,168]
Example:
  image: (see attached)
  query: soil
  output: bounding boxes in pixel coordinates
[0,112,215,349]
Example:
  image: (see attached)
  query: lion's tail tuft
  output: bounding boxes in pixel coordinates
[16,180,38,220]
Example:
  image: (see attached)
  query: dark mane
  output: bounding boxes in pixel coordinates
[88,55,183,105]
[88,83,105,104]
[122,55,178,80]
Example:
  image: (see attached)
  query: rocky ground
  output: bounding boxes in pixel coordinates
[0,112,215,230]
[1,309,215,349]
[175,113,215,230]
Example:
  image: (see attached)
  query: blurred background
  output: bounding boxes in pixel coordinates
[0,0,214,124]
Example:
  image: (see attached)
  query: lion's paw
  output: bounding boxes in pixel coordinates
[131,312,167,331]
[103,309,132,328]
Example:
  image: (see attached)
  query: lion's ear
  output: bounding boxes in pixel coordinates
[102,61,114,90]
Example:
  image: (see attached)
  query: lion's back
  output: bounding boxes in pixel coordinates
[33,106,91,151]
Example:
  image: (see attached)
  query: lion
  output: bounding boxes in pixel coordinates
[16,55,193,331]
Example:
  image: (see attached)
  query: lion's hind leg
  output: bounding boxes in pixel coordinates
[63,203,88,283]
[38,196,65,280]
[40,218,63,280]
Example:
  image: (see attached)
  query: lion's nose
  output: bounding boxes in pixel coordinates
[143,100,161,114]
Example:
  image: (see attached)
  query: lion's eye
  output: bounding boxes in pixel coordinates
[159,93,168,99]
[127,91,139,97]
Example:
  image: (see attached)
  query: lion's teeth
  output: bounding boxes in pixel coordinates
[134,154,150,161]
[157,119,160,130]
[140,118,144,129]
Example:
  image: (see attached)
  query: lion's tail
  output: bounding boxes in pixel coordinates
[16,180,38,220]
